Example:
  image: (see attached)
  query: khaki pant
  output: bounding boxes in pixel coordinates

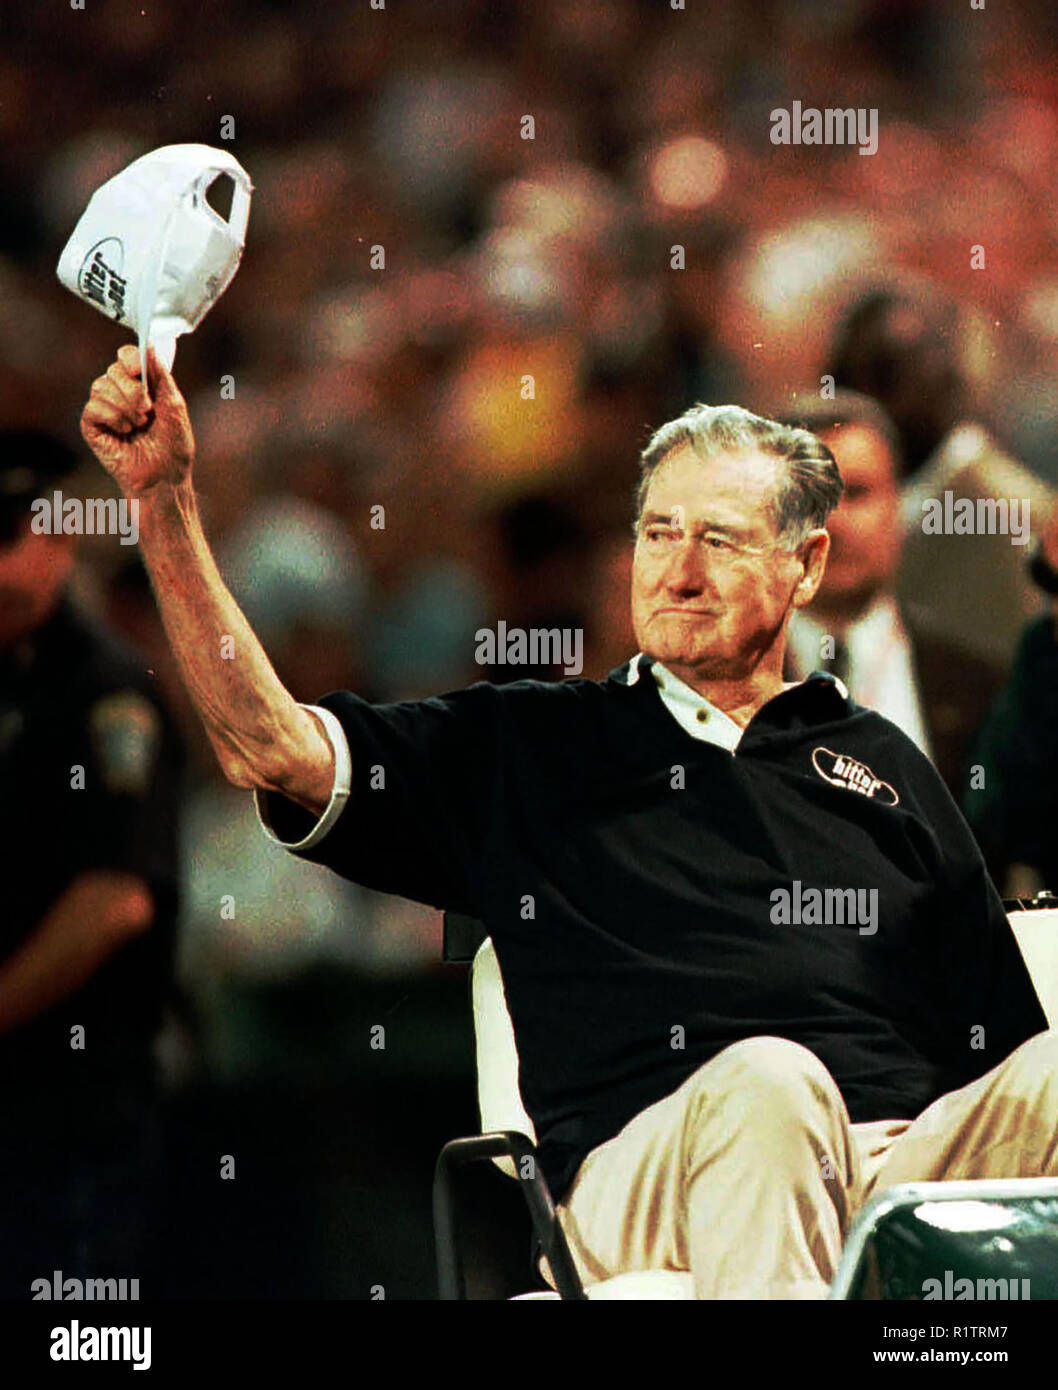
[539,1032,1058,1299]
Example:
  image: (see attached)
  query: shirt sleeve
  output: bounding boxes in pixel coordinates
[932,850,1050,1085]
[253,682,503,915]
[255,705,352,852]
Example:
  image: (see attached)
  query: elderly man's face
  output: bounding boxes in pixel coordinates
[631,446,806,680]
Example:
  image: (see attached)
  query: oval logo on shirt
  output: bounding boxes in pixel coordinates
[811,746,899,805]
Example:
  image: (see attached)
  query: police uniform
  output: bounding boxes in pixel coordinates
[0,593,182,1297]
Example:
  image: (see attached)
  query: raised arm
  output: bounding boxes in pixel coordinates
[80,345,333,814]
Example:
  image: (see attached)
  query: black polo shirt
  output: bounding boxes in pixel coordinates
[265,659,1048,1203]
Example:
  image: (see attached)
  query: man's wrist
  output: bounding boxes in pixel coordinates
[133,473,198,531]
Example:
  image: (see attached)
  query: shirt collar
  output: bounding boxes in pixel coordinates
[848,595,906,657]
[789,594,905,670]
[620,650,850,750]
[624,652,835,752]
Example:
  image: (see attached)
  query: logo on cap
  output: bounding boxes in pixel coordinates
[78,237,128,322]
[811,746,899,804]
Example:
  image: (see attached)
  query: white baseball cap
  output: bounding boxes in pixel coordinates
[57,143,252,380]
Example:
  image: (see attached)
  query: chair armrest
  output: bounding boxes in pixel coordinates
[433,1131,587,1300]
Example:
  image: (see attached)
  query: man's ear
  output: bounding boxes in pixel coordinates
[791,530,830,609]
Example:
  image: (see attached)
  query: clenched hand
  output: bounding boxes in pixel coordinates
[80,344,195,497]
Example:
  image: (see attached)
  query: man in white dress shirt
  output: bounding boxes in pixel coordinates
[783,391,1001,801]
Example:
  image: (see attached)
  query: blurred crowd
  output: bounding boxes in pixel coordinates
[2,0,1058,1048]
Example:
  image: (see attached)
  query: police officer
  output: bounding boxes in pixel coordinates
[0,429,182,1299]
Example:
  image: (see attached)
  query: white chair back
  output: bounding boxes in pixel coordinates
[1008,908,1058,1026]
[472,937,536,1179]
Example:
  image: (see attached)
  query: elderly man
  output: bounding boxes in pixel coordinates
[80,347,1056,1300]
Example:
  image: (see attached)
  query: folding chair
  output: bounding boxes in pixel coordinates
[433,913,694,1300]
[434,895,1058,1300]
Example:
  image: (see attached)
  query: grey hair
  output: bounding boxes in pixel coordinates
[633,403,844,549]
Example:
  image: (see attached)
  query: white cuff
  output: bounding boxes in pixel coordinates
[255,704,352,852]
